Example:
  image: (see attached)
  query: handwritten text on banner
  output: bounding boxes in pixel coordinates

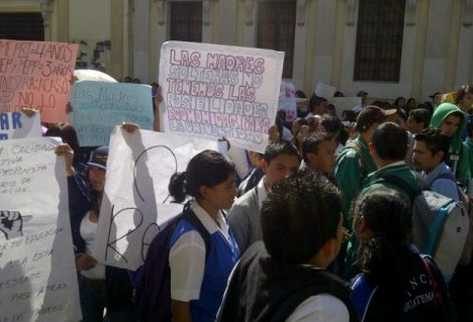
[159,41,284,153]
[71,81,154,146]
[0,40,79,123]
[94,128,219,270]
[0,137,81,322]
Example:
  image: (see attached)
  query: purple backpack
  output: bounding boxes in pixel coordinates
[133,203,211,322]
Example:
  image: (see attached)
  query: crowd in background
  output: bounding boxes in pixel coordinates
[44,82,473,322]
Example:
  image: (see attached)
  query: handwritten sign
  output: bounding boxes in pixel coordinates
[0,137,81,322]
[279,80,297,122]
[329,97,362,118]
[315,82,336,99]
[93,128,220,270]
[0,40,79,123]
[0,112,42,141]
[71,81,154,146]
[159,41,284,153]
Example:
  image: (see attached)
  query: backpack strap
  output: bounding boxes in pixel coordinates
[351,274,378,322]
[181,202,212,258]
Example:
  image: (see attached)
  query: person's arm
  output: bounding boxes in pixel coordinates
[169,231,206,322]
[172,301,193,322]
[228,202,251,254]
[334,152,362,226]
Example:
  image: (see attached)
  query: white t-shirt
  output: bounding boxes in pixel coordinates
[169,201,233,302]
[285,294,350,322]
[79,211,105,280]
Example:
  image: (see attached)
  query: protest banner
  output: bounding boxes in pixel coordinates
[93,127,219,270]
[159,41,284,153]
[0,137,81,322]
[329,97,362,118]
[315,82,336,99]
[279,80,297,122]
[0,112,42,141]
[0,40,79,123]
[71,81,154,146]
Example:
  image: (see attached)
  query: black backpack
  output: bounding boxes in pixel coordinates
[134,203,211,322]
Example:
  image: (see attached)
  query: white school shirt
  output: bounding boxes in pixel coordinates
[286,265,349,322]
[169,200,232,301]
[285,295,349,322]
[80,211,106,280]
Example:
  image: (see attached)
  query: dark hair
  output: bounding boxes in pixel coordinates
[393,97,406,107]
[261,169,342,264]
[295,90,307,99]
[397,108,408,122]
[455,85,473,105]
[168,150,235,203]
[320,114,346,145]
[414,128,451,161]
[342,110,358,122]
[264,141,300,164]
[408,108,431,127]
[372,122,408,161]
[355,106,386,133]
[309,94,327,111]
[320,114,342,135]
[45,123,81,165]
[354,189,412,288]
[302,132,332,163]
[334,91,344,97]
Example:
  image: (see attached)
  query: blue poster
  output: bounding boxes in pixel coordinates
[71,81,154,146]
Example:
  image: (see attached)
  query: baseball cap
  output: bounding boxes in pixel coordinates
[87,146,109,170]
[355,105,391,132]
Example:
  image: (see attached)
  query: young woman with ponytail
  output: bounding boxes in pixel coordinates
[167,150,240,322]
[350,189,454,322]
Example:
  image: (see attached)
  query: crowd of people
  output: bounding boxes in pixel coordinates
[43,83,473,322]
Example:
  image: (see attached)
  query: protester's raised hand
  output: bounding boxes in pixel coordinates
[21,107,38,118]
[121,122,140,133]
[0,211,23,240]
[75,253,98,272]
[55,144,75,176]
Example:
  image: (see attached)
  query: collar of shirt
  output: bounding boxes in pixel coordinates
[377,160,406,172]
[190,200,231,240]
[424,162,450,186]
[257,176,269,210]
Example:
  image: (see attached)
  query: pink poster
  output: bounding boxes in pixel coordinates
[0,40,79,123]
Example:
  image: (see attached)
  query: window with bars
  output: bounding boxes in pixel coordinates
[354,0,406,82]
[0,13,44,41]
[170,2,203,42]
[257,1,296,78]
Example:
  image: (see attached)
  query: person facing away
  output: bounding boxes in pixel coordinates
[412,128,460,201]
[430,102,470,184]
[302,131,337,177]
[228,141,301,254]
[351,189,454,322]
[335,106,387,228]
[360,122,420,203]
[167,150,240,322]
[218,169,358,322]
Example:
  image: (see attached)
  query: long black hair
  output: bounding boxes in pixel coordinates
[168,150,235,203]
[353,188,414,318]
